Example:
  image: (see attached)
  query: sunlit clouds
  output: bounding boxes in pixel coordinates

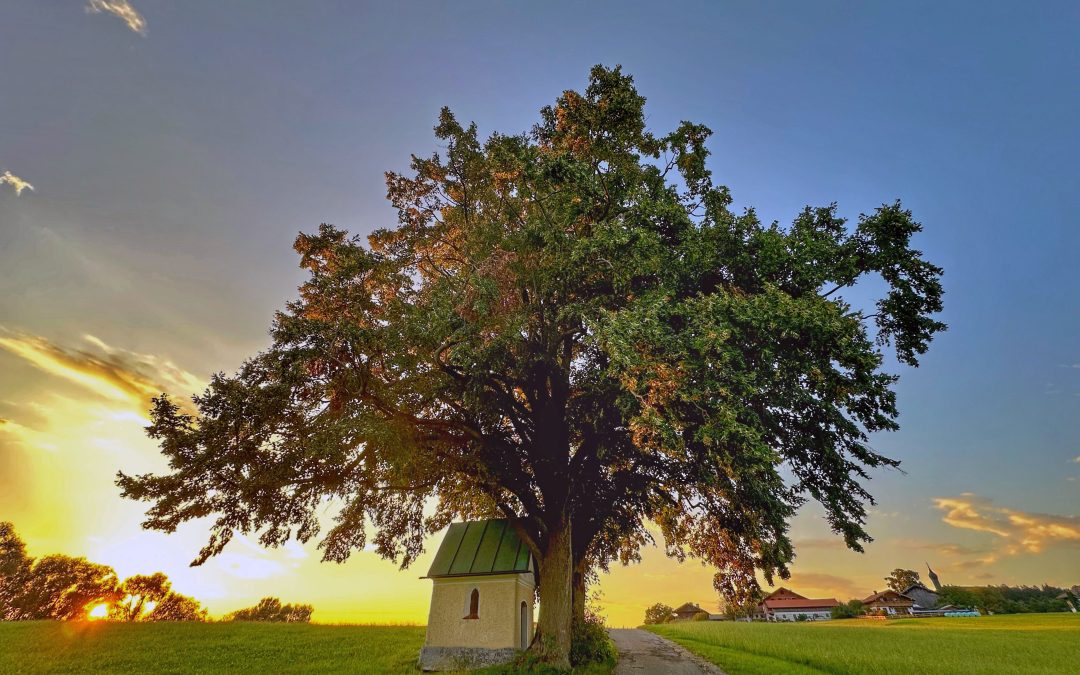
[0,330,204,414]
[933,494,1080,555]
[86,0,147,36]
[0,170,33,196]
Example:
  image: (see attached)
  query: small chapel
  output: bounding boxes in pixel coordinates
[418,519,535,671]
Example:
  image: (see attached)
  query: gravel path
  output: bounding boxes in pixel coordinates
[609,629,726,675]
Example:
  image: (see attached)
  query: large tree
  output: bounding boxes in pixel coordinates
[5,554,121,620]
[146,591,208,621]
[0,522,32,620]
[118,66,943,667]
[884,568,922,593]
[110,572,172,621]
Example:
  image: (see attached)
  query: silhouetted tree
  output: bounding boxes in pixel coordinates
[884,568,921,593]
[118,66,945,667]
[0,522,32,620]
[227,597,313,623]
[7,555,121,620]
[643,603,673,625]
[146,592,208,621]
[0,522,206,622]
[110,572,171,621]
[0,522,27,578]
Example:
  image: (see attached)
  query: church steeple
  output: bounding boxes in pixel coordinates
[926,562,941,591]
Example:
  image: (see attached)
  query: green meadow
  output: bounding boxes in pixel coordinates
[650,613,1078,674]
[0,622,426,674]
[1,614,1075,673]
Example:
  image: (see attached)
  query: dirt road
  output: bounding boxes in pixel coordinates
[608,629,726,675]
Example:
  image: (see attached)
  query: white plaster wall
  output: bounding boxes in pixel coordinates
[424,573,535,650]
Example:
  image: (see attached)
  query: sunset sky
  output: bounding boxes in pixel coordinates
[1,1,1078,627]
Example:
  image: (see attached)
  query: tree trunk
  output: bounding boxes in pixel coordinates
[531,518,573,670]
[572,556,587,627]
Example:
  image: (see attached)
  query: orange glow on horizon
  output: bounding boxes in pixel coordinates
[87,604,108,620]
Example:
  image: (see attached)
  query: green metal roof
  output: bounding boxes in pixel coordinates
[425,519,531,578]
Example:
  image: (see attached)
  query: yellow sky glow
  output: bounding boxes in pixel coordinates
[1,330,1077,626]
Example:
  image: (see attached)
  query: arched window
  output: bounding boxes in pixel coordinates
[464,588,479,619]
[520,601,529,649]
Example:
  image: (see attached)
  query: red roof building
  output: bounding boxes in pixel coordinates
[862,590,915,615]
[758,588,840,621]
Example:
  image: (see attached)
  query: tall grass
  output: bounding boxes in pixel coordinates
[650,613,1077,674]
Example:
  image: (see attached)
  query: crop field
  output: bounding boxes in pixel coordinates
[649,613,1078,674]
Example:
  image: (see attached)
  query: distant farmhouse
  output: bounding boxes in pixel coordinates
[863,564,973,617]
[672,602,708,621]
[862,589,915,615]
[759,588,840,621]
[418,520,535,671]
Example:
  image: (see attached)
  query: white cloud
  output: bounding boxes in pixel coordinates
[86,0,147,36]
[0,170,33,196]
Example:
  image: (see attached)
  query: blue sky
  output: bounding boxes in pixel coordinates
[1,1,1077,623]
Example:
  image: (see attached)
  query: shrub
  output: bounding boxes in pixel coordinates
[831,600,865,619]
[570,607,616,668]
[691,611,710,621]
[227,597,313,622]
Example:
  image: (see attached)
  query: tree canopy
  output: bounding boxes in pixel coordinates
[643,603,674,625]
[117,65,944,667]
[884,568,922,593]
[110,572,171,621]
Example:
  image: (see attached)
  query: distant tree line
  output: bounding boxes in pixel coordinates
[0,522,206,621]
[938,585,1074,615]
[1,522,314,622]
[226,597,313,623]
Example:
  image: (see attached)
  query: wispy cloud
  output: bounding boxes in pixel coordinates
[86,0,147,36]
[0,170,33,196]
[0,329,203,412]
[1073,455,1080,464]
[933,494,1080,555]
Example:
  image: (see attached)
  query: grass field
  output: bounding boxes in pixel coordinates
[2,615,1074,674]
[649,613,1079,674]
[0,621,614,674]
[0,622,427,674]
